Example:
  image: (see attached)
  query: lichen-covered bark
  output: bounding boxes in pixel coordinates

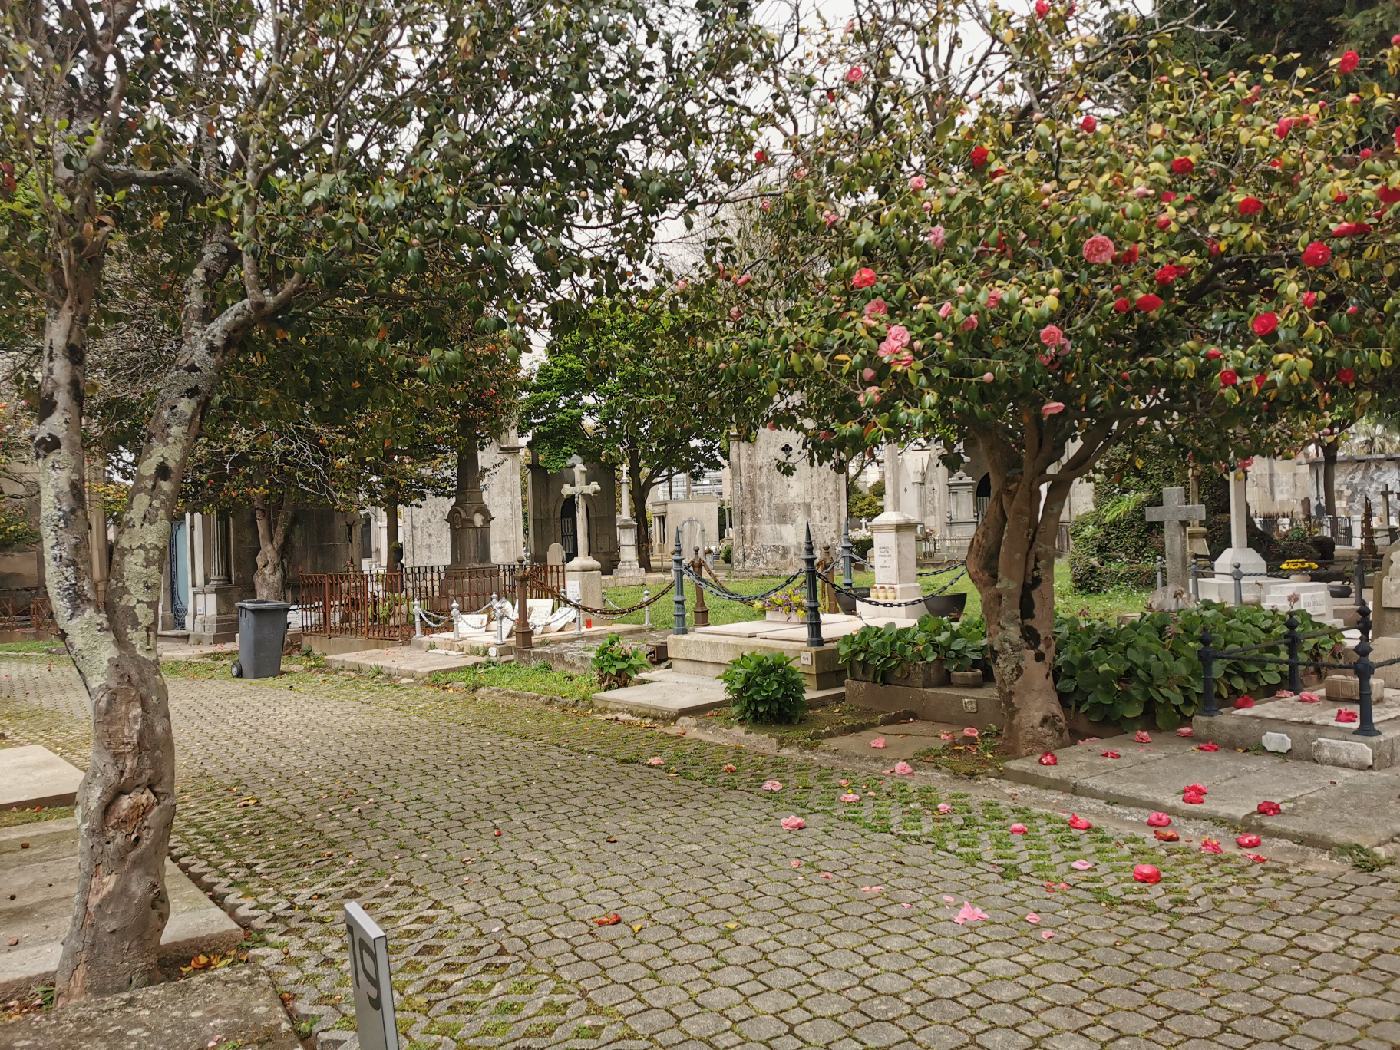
[252,491,294,600]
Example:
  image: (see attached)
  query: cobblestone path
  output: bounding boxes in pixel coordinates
[1,657,1398,1050]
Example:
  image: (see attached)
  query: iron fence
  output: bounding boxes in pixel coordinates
[298,564,567,642]
[0,596,54,633]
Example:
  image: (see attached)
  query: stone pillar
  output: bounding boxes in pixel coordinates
[190,510,238,644]
[859,443,922,621]
[447,440,493,569]
[562,458,604,611]
[614,463,643,581]
[486,425,526,565]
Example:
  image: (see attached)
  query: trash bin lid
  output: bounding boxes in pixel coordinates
[237,599,292,611]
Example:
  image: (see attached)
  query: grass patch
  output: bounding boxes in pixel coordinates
[0,640,65,655]
[0,804,74,829]
[1334,843,1389,873]
[427,661,598,702]
[912,729,1006,778]
[703,701,888,749]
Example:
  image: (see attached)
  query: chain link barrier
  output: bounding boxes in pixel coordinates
[814,567,969,609]
[691,563,806,603]
[528,575,676,618]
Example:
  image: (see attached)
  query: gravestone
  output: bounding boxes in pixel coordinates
[1198,468,1267,604]
[545,543,565,566]
[613,463,643,581]
[561,458,604,611]
[1145,485,1203,608]
[859,442,922,622]
[1374,541,1400,665]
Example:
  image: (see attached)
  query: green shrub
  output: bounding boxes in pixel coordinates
[836,615,986,681]
[1053,603,1341,729]
[1068,491,1160,593]
[719,651,807,724]
[851,535,874,560]
[0,504,37,551]
[591,634,649,690]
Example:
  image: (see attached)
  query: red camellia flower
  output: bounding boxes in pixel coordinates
[1332,221,1372,237]
[1196,742,1220,752]
[1068,814,1093,830]
[1257,800,1282,816]
[1170,156,1195,175]
[970,145,989,168]
[1035,0,1050,16]
[1038,752,1058,766]
[1146,812,1172,828]
[1100,750,1121,759]
[1155,215,1172,230]
[1302,241,1332,267]
[1206,348,1223,360]
[1219,369,1239,388]
[1234,695,1255,709]
[754,148,767,163]
[1113,297,1131,313]
[1136,293,1163,312]
[1339,50,1360,74]
[851,267,878,289]
[1115,244,1140,265]
[1132,864,1162,885]
[1183,790,1206,804]
[1338,367,1356,384]
[1080,114,1097,133]
[1155,263,1187,285]
[1276,116,1293,139]
[1159,190,1176,203]
[1236,833,1262,848]
[1382,186,1400,206]
[1238,195,1263,216]
[1302,291,1318,308]
[1251,312,1279,336]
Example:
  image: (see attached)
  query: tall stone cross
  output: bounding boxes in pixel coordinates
[1145,486,1205,590]
[560,457,600,562]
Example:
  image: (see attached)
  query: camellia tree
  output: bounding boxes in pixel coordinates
[703,1,1399,753]
[1,0,764,1000]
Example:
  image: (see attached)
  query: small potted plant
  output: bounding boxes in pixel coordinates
[757,585,805,622]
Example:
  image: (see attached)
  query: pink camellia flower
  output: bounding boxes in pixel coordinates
[1200,838,1223,854]
[845,65,864,84]
[1147,812,1172,828]
[938,301,954,319]
[862,367,876,381]
[1034,0,1050,16]
[852,267,878,289]
[1134,730,1152,743]
[909,174,927,191]
[939,731,955,742]
[1236,832,1262,848]
[728,306,743,322]
[1132,864,1162,884]
[892,760,914,776]
[1302,241,1332,268]
[1176,726,1194,737]
[952,902,989,925]
[1336,708,1359,723]
[761,779,783,792]
[936,803,953,814]
[986,289,1002,309]
[1041,401,1066,418]
[822,210,840,228]
[1025,912,1041,924]
[864,298,888,318]
[646,756,665,766]
[982,372,994,383]
[1183,790,1206,805]
[789,858,802,868]
[1038,752,1058,766]
[1082,234,1114,264]
[1297,691,1321,703]
[1039,323,1065,347]
[1257,800,1282,816]
[1070,859,1094,871]
[780,815,807,830]
[1068,814,1093,830]
[1010,823,1028,835]
[1339,50,1360,74]
[927,224,946,249]
[1185,782,1208,796]
[883,323,911,350]
[1302,291,1318,308]
[863,386,881,405]
[963,727,980,739]
[839,792,861,804]
[870,737,887,749]
[735,273,752,287]
[960,314,979,332]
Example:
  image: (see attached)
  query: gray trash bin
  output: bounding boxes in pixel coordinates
[233,599,291,679]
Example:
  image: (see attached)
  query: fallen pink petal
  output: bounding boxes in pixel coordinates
[870,737,887,749]
[1025,913,1041,924]
[953,902,989,925]
[1041,930,1056,940]
[818,872,835,880]
[789,859,802,868]
[645,757,665,767]
[1070,859,1094,871]
[1256,800,1282,816]
[761,780,783,792]
[780,815,807,831]
[1133,730,1151,743]
[859,885,884,895]
[1068,814,1092,830]
[1146,812,1172,828]
[1175,726,1194,738]
[936,803,953,814]
[839,792,861,804]
[1009,823,1028,835]
[891,761,914,776]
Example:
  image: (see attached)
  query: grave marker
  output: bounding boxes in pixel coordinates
[345,902,399,1050]
[1145,485,1204,598]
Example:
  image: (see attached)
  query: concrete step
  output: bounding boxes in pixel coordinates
[594,668,845,722]
[1191,694,1400,770]
[324,646,484,678]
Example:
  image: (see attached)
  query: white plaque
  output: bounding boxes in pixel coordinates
[345,902,399,1050]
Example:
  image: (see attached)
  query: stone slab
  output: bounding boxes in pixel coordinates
[325,645,482,678]
[0,819,243,998]
[1002,736,1188,792]
[1241,768,1400,848]
[1195,700,1400,769]
[817,720,956,762]
[592,671,729,720]
[843,679,1005,731]
[0,745,83,811]
[0,964,299,1050]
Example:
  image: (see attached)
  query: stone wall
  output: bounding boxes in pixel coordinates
[728,428,845,572]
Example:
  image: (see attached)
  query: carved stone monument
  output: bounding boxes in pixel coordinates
[859,443,922,622]
[613,463,644,582]
[1145,486,1204,609]
[447,444,493,569]
[561,457,604,612]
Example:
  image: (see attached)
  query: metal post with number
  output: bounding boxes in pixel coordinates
[345,902,399,1050]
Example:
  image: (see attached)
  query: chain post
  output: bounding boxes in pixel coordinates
[839,521,855,592]
[412,599,423,638]
[513,557,533,656]
[642,587,651,629]
[803,524,824,648]
[672,528,688,635]
[1354,560,1380,737]
[1284,610,1302,694]
[1200,626,1217,717]
[691,547,710,628]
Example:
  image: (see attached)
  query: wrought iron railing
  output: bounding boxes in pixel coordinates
[297,564,567,641]
[0,596,54,633]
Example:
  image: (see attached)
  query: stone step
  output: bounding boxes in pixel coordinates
[667,628,845,690]
[594,668,844,722]
[324,646,484,679]
[1191,695,1400,770]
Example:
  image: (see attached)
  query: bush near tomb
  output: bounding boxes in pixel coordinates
[720,652,808,725]
[592,635,650,691]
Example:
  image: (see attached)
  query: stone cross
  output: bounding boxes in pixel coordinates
[560,457,600,562]
[618,462,632,521]
[1145,486,1205,589]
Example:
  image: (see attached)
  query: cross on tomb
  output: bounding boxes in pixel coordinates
[1145,486,1206,591]
[560,456,601,562]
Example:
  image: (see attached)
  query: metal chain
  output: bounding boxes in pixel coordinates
[693,563,806,603]
[531,578,675,618]
[916,561,963,578]
[814,567,969,607]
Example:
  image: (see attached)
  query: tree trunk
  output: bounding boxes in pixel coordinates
[631,452,653,572]
[965,436,1071,756]
[252,492,295,601]
[1321,437,1339,523]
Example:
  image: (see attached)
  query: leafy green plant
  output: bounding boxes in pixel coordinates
[1053,603,1341,729]
[0,503,38,551]
[719,651,807,725]
[591,634,649,690]
[838,615,987,681]
[758,584,805,619]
